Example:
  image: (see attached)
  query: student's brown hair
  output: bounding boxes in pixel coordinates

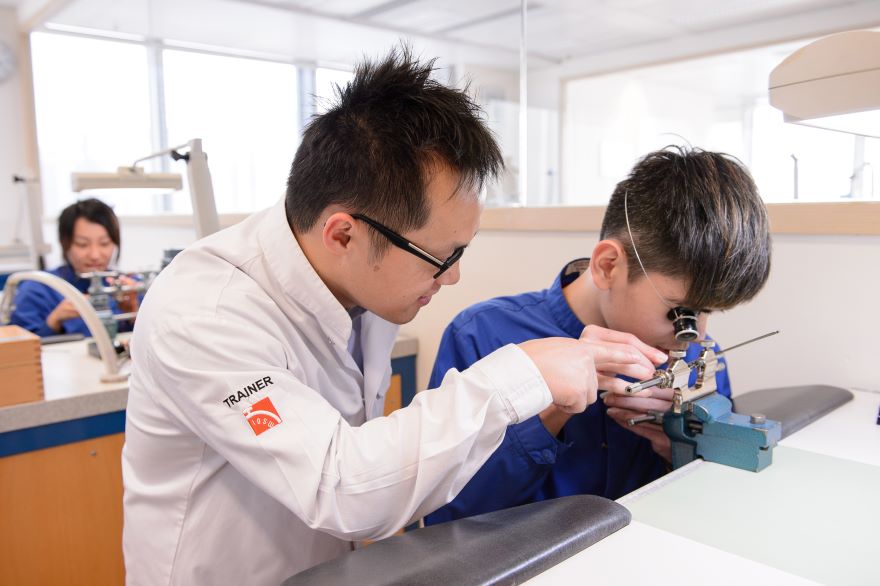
[601,146,771,310]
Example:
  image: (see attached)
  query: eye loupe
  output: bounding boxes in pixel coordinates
[668,307,700,342]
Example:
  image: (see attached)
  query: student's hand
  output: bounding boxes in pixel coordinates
[604,387,674,463]
[536,327,666,435]
[519,333,661,415]
[116,276,140,314]
[46,299,80,333]
[577,325,672,462]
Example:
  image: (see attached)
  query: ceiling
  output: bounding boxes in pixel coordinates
[12,0,880,79]
[239,0,871,62]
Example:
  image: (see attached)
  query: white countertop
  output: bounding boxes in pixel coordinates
[525,388,880,586]
[778,387,880,467]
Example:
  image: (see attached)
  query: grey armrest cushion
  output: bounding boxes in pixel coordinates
[732,385,853,438]
[284,495,631,586]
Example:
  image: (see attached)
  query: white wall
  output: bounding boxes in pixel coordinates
[401,228,595,389]
[116,220,197,270]
[39,217,198,271]
[402,230,880,397]
[0,7,29,251]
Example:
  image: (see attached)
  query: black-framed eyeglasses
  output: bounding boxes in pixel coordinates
[352,213,465,279]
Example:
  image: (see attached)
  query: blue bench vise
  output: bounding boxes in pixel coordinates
[626,340,782,472]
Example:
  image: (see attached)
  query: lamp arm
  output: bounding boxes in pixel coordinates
[1,271,126,382]
[128,139,220,239]
[129,142,192,168]
[183,139,220,239]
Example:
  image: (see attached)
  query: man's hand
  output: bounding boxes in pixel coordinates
[519,329,664,416]
[604,387,673,462]
[46,299,80,333]
[576,325,673,462]
[579,326,668,393]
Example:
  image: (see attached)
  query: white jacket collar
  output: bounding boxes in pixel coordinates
[258,199,353,348]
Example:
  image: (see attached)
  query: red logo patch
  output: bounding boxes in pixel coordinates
[244,396,283,436]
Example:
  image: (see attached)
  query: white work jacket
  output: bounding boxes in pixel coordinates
[121,199,552,585]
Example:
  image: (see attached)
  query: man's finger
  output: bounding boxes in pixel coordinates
[581,325,667,364]
[597,375,631,394]
[593,361,656,381]
[581,341,655,371]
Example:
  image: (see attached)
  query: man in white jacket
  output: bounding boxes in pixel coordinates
[122,47,665,585]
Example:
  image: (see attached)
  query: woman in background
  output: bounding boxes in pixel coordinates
[11,198,138,337]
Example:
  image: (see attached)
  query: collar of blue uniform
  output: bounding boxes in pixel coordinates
[547,258,591,339]
[56,263,91,293]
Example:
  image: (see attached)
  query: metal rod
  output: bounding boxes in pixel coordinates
[627,410,664,426]
[625,375,666,394]
[716,330,780,356]
[627,414,656,426]
[624,332,772,394]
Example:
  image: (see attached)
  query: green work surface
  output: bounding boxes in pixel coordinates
[627,446,880,586]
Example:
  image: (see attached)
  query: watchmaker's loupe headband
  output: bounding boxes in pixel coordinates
[624,190,705,344]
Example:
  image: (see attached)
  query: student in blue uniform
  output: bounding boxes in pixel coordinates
[10,198,138,337]
[426,147,772,524]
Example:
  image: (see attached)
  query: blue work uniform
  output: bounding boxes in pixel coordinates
[425,259,731,525]
[9,265,135,338]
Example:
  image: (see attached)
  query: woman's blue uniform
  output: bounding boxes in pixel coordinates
[9,265,134,338]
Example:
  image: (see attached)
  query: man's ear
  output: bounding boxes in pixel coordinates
[321,212,357,257]
[590,239,627,291]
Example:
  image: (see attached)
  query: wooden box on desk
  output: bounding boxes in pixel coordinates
[0,325,44,406]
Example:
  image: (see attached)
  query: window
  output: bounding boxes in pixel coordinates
[31,32,157,217]
[750,100,856,202]
[31,32,302,218]
[562,40,879,205]
[314,67,353,114]
[163,50,300,214]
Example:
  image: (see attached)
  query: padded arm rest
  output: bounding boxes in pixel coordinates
[732,385,853,438]
[284,495,631,585]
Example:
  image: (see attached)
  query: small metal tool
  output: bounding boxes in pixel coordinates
[714,330,780,357]
[624,331,779,394]
[626,410,665,426]
[619,330,783,472]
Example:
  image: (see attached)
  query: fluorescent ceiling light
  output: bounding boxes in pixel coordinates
[769,30,880,138]
[71,166,182,191]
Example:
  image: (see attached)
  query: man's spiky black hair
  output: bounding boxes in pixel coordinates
[285,45,502,242]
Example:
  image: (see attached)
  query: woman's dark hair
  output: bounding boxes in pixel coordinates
[600,146,771,310]
[58,198,121,264]
[285,45,502,253]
